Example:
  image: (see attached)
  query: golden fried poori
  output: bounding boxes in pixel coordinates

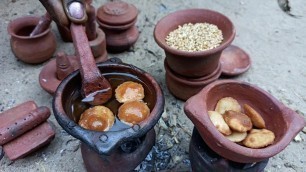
[208,111,231,135]
[79,106,115,131]
[118,101,150,126]
[244,104,266,129]
[223,110,252,132]
[115,81,145,103]
[243,129,275,148]
[215,97,241,115]
[225,131,247,142]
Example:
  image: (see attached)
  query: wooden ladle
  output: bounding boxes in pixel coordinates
[70,22,112,105]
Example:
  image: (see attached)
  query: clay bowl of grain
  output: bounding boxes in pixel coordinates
[154,9,235,78]
[184,79,305,163]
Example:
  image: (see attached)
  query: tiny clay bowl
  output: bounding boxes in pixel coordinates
[154,9,235,77]
[165,59,221,101]
[7,16,56,64]
[184,80,306,163]
[53,58,165,156]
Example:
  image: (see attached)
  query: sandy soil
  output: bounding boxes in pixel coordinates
[0,0,305,171]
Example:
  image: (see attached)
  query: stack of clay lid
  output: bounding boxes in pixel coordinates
[0,101,55,161]
[96,1,139,53]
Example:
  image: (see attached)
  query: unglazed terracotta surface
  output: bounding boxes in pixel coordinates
[154,9,235,77]
[53,58,164,156]
[96,1,139,53]
[184,80,306,163]
[220,45,251,76]
[7,16,56,64]
[164,59,221,101]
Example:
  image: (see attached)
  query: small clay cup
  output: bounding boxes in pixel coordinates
[165,60,221,101]
[8,16,56,64]
[184,80,306,163]
[53,58,165,156]
[154,9,235,77]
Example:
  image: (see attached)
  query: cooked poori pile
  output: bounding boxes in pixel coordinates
[208,97,275,148]
[78,81,150,131]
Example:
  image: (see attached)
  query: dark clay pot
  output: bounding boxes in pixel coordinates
[53,58,164,169]
[154,9,235,77]
[165,59,221,101]
[8,16,56,64]
[184,80,306,163]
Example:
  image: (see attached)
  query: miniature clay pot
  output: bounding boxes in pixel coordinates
[53,58,164,156]
[184,80,306,163]
[81,129,155,172]
[189,128,269,172]
[89,28,108,63]
[154,9,235,77]
[96,1,139,53]
[165,59,221,101]
[7,16,56,64]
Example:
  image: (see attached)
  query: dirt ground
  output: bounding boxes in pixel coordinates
[0,0,306,171]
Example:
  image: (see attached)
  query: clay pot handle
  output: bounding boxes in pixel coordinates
[281,105,305,137]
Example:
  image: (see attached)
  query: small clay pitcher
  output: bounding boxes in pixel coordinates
[154,9,235,77]
[8,16,56,64]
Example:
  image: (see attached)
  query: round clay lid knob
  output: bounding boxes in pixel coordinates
[220,45,251,76]
[97,1,138,26]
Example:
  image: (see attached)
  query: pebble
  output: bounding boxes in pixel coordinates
[294,134,303,142]
[302,127,306,134]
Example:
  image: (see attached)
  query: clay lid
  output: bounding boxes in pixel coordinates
[220,45,251,76]
[97,1,138,26]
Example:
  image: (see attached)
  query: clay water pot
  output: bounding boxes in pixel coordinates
[53,58,164,171]
[165,59,221,101]
[96,1,139,53]
[184,80,306,163]
[154,9,235,77]
[8,16,56,64]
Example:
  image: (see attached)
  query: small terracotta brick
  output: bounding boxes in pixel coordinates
[3,121,55,161]
[0,106,50,145]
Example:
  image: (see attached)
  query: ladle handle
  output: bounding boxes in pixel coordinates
[70,23,107,89]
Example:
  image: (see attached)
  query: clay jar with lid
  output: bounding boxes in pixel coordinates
[96,1,139,53]
[154,9,235,77]
[7,16,56,64]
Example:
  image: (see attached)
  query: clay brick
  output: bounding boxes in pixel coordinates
[3,121,55,161]
[0,106,50,145]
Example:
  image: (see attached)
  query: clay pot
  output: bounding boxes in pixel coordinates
[189,128,269,172]
[96,1,139,53]
[184,80,306,163]
[154,9,235,77]
[165,59,221,101]
[8,16,56,64]
[53,58,164,169]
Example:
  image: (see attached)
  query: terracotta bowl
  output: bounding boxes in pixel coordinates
[165,60,221,101]
[154,9,235,77]
[184,80,305,163]
[53,58,165,155]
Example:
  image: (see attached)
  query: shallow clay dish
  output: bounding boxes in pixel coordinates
[220,45,251,76]
[184,80,305,163]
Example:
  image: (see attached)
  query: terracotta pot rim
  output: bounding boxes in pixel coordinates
[164,59,221,86]
[154,8,236,58]
[184,79,306,163]
[7,16,51,39]
[97,17,137,30]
